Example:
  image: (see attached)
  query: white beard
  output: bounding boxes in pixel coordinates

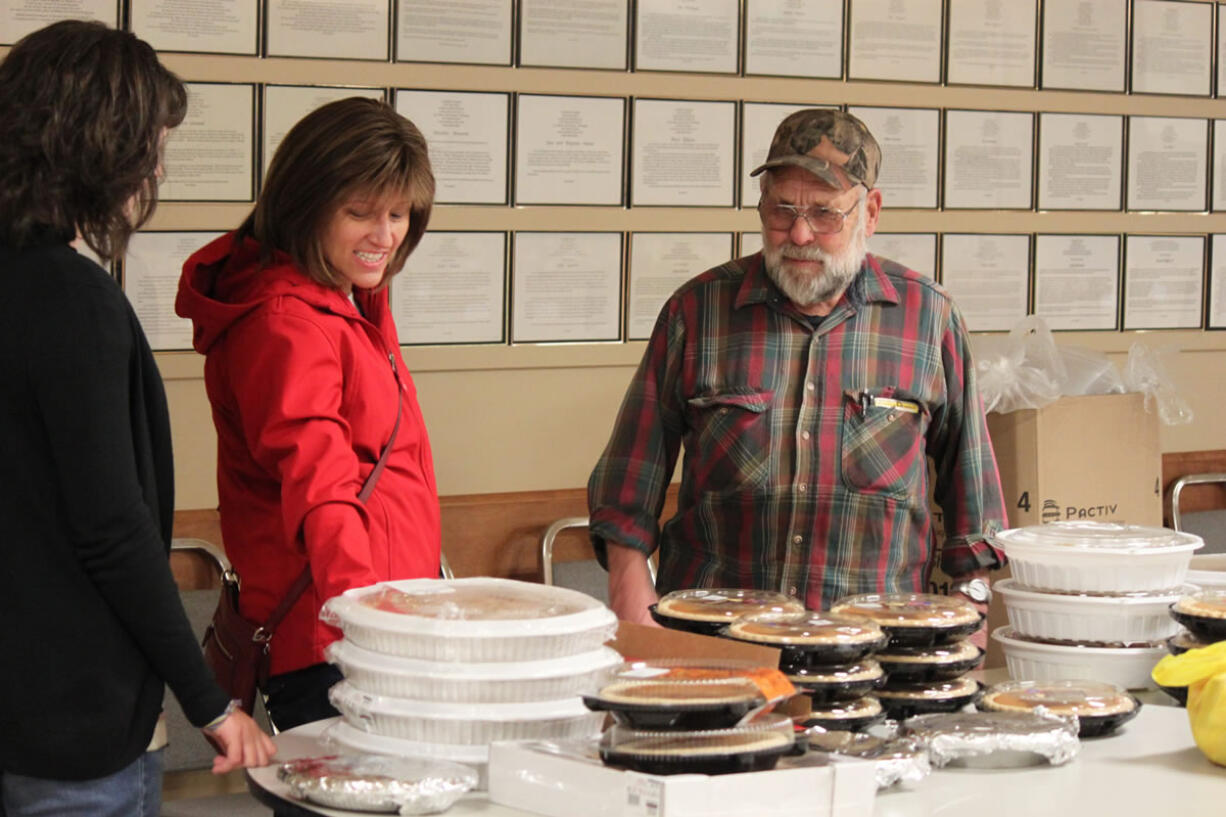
[762,206,868,310]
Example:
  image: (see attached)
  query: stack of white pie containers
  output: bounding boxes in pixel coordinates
[319,577,619,786]
[991,521,1202,689]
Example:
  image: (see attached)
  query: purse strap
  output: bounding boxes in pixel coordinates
[258,362,404,638]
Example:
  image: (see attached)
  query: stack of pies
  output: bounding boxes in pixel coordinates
[650,588,804,636]
[830,593,985,720]
[720,610,889,730]
[978,679,1140,738]
[585,660,800,775]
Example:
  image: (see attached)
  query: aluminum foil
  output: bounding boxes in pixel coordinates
[903,711,1080,768]
[277,754,478,815]
[805,729,930,788]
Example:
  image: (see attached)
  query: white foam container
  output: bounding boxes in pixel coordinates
[320,577,618,662]
[329,681,605,744]
[995,579,1191,644]
[1187,554,1226,592]
[323,719,490,790]
[991,626,1167,690]
[993,522,1202,594]
[326,640,621,703]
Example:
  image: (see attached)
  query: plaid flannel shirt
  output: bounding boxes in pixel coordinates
[588,252,1006,611]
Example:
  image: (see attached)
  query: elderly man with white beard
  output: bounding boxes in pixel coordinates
[587,109,1008,639]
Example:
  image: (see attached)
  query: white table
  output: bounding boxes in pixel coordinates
[249,702,1224,816]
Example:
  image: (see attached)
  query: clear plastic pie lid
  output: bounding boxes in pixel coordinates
[979,679,1137,717]
[654,588,804,622]
[277,754,477,814]
[325,639,622,679]
[593,659,795,706]
[787,660,883,683]
[1173,589,1226,618]
[877,677,980,700]
[602,712,794,757]
[876,640,981,663]
[321,577,617,636]
[829,593,980,627]
[993,521,1202,554]
[807,696,883,719]
[722,610,886,645]
[329,681,592,721]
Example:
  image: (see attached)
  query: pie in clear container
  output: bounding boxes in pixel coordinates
[1170,590,1226,643]
[875,677,983,720]
[991,521,1202,594]
[649,588,804,636]
[786,660,885,705]
[320,578,617,662]
[581,659,794,730]
[874,640,983,683]
[720,610,887,668]
[598,713,796,775]
[829,593,983,647]
[977,679,1140,738]
[797,696,885,733]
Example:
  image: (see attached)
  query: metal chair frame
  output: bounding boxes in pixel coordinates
[1170,472,1226,532]
[540,516,656,586]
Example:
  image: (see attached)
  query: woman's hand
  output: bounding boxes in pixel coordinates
[206,710,277,774]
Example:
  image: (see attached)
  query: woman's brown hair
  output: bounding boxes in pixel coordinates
[0,21,187,261]
[240,97,435,289]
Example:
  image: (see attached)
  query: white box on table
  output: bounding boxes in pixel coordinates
[487,739,876,817]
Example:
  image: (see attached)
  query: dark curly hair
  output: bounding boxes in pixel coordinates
[0,21,187,261]
[240,96,435,290]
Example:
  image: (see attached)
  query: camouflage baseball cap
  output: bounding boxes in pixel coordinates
[750,109,881,190]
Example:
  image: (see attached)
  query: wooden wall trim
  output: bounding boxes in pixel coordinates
[172,486,680,584]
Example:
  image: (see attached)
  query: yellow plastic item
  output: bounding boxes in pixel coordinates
[1152,640,1226,766]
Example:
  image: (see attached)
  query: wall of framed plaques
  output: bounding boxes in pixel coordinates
[7,0,1226,505]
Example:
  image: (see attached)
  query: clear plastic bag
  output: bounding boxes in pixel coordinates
[975,316,1190,425]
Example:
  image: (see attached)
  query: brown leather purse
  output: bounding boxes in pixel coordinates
[201,386,402,714]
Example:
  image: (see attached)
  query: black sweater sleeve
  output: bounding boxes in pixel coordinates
[26,265,230,728]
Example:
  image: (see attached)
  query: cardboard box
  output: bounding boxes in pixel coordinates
[933,392,1163,667]
[986,392,1162,529]
[488,740,877,817]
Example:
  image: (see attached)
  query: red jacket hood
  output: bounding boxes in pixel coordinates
[176,231,375,355]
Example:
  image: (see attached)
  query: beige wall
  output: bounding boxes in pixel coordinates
[164,328,1226,508]
[22,4,1226,508]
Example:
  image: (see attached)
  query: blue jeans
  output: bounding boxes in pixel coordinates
[0,749,164,817]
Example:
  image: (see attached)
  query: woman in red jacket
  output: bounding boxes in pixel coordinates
[177,98,442,731]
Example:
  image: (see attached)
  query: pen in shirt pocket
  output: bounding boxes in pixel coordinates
[859,392,921,414]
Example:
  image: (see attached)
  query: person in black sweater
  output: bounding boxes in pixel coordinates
[0,21,274,817]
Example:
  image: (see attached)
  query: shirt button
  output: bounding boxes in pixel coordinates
[792,535,803,545]
[798,483,807,492]
[801,431,811,440]
[788,586,798,596]
[806,381,815,391]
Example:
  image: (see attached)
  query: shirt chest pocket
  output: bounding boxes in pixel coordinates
[840,388,926,500]
[685,388,773,494]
